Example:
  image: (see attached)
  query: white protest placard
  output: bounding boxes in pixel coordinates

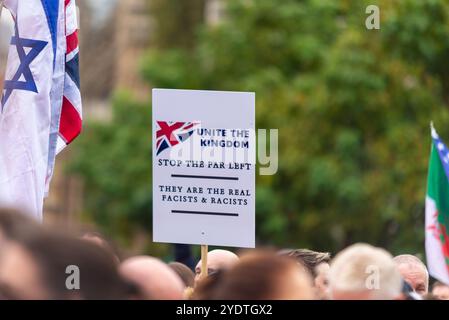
[152,89,255,248]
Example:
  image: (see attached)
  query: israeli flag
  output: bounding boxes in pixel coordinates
[0,0,67,220]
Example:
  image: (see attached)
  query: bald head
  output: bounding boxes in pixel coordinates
[195,249,239,283]
[394,255,429,296]
[195,249,239,273]
[120,256,184,300]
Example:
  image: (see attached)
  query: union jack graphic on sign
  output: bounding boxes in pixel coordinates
[156,121,199,155]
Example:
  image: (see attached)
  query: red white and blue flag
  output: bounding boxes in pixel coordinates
[156,121,199,156]
[56,0,82,154]
[0,0,82,220]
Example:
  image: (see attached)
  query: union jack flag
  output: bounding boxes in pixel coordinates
[156,121,199,156]
[45,0,82,194]
[57,0,82,154]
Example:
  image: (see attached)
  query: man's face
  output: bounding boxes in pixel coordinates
[432,285,449,300]
[397,264,428,296]
[314,263,330,299]
[194,251,239,287]
[194,253,234,285]
[194,261,217,285]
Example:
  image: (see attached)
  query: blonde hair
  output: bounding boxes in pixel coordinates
[329,243,402,300]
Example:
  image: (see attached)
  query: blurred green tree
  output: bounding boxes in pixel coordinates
[72,0,449,256]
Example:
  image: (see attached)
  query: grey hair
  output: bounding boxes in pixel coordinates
[393,254,429,283]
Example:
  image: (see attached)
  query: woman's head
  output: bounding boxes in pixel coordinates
[194,250,314,300]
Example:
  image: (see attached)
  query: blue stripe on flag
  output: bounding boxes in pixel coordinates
[39,0,59,65]
[66,54,81,90]
[44,0,65,195]
[432,136,449,182]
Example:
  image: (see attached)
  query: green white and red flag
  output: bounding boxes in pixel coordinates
[425,124,449,284]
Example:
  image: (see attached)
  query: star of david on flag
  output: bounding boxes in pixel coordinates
[0,0,83,220]
[1,26,48,108]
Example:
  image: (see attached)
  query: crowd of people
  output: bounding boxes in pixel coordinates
[0,207,447,300]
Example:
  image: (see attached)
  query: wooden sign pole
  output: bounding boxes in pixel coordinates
[200,244,208,280]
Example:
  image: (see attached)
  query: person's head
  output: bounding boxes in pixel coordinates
[393,254,429,296]
[329,243,402,300]
[169,262,195,288]
[401,280,423,300]
[0,208,41,243]
[423,293,439,300]
[432,281,449,300]
[194,249,239,285]
[0,230,129,299]
[314,261,331,299]
[81,231,108,248]
[80,230,120,264]
[0,238,46,299]
[279,249,331,277]
[120,256,184,300]
[279,248,331,299]
[194,251,314,300]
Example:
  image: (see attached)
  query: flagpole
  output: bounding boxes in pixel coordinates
[0,1,4,22]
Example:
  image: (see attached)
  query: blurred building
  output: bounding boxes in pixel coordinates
[45,0,153,226]
[115,0,152,99]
